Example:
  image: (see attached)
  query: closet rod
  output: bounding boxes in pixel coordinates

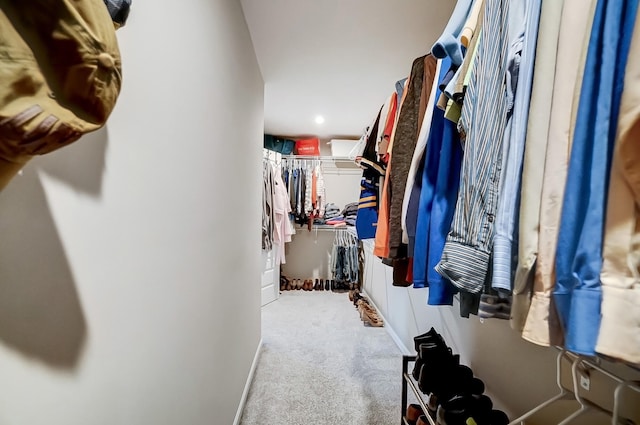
[296,225,356,232]
[281,155,355,163]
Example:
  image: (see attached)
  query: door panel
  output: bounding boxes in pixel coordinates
[261,249,279,306]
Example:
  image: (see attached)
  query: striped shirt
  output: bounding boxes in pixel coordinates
[435,0,510,294]
[492,0,543,292]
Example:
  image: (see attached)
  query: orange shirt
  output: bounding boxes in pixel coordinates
[374,80,409,258]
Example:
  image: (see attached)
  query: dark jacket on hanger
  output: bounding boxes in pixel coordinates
[388,54,437,259]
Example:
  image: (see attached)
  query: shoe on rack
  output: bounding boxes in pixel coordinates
[416,415,431,425]
[490,410,509,425]
[406,404,424,425]
[319,279,324,291]
[414,327,446,352]
[411,339,452,381]
[417,345,458,395]
[325,279,330,291]
[469,377,485,396]
[436,364,474,403]
[439,394,493,425]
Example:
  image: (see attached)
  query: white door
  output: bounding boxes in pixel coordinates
[261,249,280,306]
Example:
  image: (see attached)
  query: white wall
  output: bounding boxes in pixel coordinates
[0,2,263,425]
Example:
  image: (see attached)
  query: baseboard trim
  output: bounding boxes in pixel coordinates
[233,338,263,425]
[361,290,412,355]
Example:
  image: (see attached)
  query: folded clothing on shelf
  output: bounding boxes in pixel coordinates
[324,203,342,219]
[342,202,359,217]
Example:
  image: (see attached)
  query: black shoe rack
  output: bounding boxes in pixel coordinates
[401,355,437,425]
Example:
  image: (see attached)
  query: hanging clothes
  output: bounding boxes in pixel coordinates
[597,7,640,364]
[262,160,275,251]
[435,0,511,295]
[388,55,433,259]
[330,229,360,288]
[511,0,565,332]
[402,57,442,254]
[490,0,541,294]
[356,105,384,240]
[411,58,451,290]
[374,79,409,259]
[281,158,327,230]
[553,0,638,356]
[355,0,640,364]
[272,169,294,265]
[522,0,599,347]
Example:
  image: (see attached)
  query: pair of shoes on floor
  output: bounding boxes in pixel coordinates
[282,279,316,291]
[351,291,368,308]
[354,296,383,327]
[286,279,306,290]
[348,289,359,302]
[284,279,298,290]
[280,276,290,291]
[331,279,351,292]
[302,279,318,291]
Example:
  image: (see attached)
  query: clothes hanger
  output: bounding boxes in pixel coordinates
[556,357,594,425]
[557,356,621,425]
[612,380,640,425]
[507,350,573,425]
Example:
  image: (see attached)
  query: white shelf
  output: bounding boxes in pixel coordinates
[281,155,356,163]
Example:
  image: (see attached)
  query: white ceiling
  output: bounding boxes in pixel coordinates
[240,0,455,140]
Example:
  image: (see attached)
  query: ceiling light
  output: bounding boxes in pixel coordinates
[315,115,325,125]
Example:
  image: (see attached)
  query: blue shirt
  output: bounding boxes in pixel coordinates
[554,0,639,355]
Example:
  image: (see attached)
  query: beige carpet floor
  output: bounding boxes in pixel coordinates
[240,291,403,425]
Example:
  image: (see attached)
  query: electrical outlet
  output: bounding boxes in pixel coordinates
[580,373,590,391]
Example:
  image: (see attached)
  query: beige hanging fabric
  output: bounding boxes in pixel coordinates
[0,0,122,190]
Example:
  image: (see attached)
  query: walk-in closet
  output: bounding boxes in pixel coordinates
[249,0,640,423]
[0,1,639,425]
